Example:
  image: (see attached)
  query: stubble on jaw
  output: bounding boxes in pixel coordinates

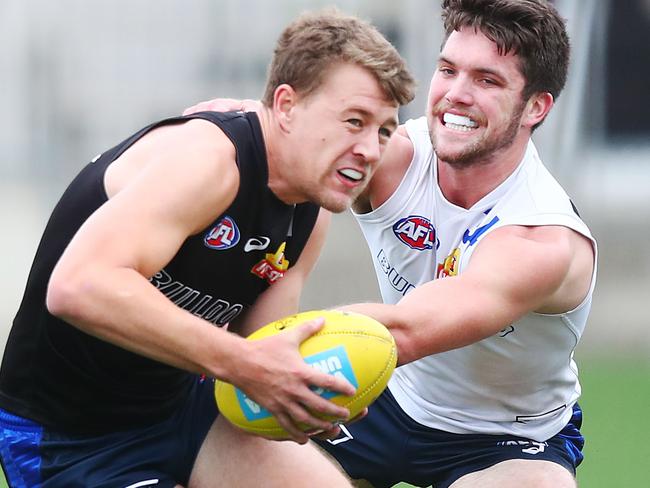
[429,100,526,169]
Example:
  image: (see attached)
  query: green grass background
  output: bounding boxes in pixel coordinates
[1,356,647,488]
[393,355,650,488]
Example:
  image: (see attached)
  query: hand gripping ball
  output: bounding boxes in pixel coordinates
[214,309,397,439]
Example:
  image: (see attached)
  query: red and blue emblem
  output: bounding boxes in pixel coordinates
[392,215,436,251]
[204,216,240,250]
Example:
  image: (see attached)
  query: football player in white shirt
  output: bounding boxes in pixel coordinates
[185,1,596,487]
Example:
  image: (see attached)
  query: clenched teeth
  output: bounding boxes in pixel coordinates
[443,112,478,130]
[339,168,363,181]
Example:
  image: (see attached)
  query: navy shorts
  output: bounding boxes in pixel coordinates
[0,376,218,488]
[315,389,584,488]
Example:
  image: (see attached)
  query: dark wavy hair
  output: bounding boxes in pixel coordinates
[441,0,570,102]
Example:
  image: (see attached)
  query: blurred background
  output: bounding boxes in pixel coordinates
[1,0,648,486]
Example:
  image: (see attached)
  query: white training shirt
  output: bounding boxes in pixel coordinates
[354,116,597,441]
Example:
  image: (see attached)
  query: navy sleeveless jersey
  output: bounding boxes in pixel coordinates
[0,111,320,434]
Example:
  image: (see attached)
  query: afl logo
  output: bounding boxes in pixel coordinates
[392,215,436,251]
[204,216,240,250]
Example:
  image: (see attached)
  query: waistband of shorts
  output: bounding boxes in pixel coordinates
[0,407,41,430]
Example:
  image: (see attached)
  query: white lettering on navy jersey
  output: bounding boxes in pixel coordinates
[150,269,243,325]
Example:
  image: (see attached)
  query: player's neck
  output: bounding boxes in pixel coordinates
[258,107,299,204]
[437,138,529,209]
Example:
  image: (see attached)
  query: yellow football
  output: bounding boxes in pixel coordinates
[214,309,397,439]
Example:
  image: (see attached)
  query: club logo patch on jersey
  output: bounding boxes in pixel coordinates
[204,216,240,250]
[392,216,437,251]
[436,247,460,278]
[251,242,290,284]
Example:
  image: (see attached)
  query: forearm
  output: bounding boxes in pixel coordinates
[340,276,524,365]
[47,266,247,381]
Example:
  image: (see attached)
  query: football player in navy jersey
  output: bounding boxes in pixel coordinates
[0,9,414,488]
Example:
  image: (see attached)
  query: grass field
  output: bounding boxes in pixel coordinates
[1,356,647,487]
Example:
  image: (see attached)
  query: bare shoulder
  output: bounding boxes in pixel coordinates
[354,127,414,213]
[105,118,240,234]
[477,225,592,267]
[474,225,595,313]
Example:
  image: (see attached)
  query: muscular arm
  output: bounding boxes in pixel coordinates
[344,224,595,364]
[46,121,351,441]
[47,119,243,376]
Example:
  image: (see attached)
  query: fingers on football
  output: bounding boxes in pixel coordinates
[273,412,310,444]
[291,317,326,342]
[308,362,356,397]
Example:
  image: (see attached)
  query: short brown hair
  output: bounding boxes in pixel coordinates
[442,0,570,101]
[262,8,415,108]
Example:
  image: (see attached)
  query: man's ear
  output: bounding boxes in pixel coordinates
[522,92,554,128]
[273,84,298,133]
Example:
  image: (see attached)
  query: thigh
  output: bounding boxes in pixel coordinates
[189,415,353,488]
[313,390,419,488]
[439,405,584,488]
[450,459,576,488]
[316,393,585,488]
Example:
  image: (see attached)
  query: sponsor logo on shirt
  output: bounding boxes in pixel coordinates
[251,242,289,284]
[204,216,240,250]
[392,215,437,251]
[244,236,271,252]
[377,249,415,296]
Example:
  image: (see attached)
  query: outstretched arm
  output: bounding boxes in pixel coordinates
[342,224,595,364]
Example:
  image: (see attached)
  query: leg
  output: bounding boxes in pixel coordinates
[450,459,576,488]
[315,442,377,488]
[188,415,353,488]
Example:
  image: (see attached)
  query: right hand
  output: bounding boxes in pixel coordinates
[182,98,262,115]
[228,317,356,444]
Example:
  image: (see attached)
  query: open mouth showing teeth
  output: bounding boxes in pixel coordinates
[338,168,363,182]
[443,113,478,132]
